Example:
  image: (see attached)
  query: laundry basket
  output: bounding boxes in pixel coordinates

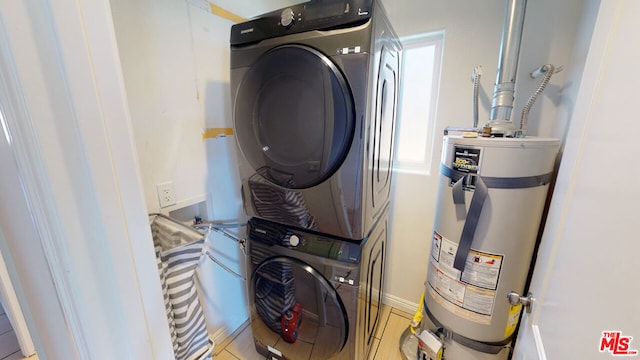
[150,214,213,360]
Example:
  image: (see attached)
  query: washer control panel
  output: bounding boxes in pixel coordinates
[248,218,362,264]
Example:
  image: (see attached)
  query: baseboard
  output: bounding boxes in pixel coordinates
[383,293,419,315]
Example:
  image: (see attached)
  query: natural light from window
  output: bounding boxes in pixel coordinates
[394,32,443,175]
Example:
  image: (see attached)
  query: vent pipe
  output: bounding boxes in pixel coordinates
[487,0,527,136]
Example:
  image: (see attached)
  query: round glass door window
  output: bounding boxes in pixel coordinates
[251,256,348,358]
[234,45,355,189]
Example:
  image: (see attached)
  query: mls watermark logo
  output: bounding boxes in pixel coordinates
[600,331,638,356]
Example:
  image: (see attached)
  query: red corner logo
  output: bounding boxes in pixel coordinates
[600,331,639,356]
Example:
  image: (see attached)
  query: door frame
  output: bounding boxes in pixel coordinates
[0,0,173,358]
[511,1,613,358]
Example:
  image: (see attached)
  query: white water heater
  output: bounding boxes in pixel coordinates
[422,135,559,357]
[397,0,566,357]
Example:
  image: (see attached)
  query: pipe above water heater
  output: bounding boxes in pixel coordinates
[487,0,527,136]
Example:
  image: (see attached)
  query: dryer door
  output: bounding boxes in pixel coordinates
[369,45,399,212]
[251,256,349,359]
[234,45,355,189]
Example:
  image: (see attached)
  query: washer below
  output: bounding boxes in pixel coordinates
[246,212,388,359]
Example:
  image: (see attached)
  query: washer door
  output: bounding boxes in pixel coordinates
[251,256,349,358]
[234,45,355,189]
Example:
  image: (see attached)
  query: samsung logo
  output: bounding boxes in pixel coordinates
[240,28,254,34]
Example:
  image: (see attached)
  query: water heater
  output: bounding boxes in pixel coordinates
[421,135,559,358]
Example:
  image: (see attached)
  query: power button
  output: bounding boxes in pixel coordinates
[288,234,300,247]
[280,8,295,28]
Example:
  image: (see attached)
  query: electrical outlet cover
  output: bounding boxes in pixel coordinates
[156,182,176,208]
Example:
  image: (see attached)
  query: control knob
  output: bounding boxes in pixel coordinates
[288,234,300,247]
[280,8,295,28]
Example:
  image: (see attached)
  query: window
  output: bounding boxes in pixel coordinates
[394,31,444,175]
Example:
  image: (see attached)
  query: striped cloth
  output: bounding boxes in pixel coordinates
[155,246,179,354]
[250,246,296,334]
[151,215,212,360]
[248,172,318,230]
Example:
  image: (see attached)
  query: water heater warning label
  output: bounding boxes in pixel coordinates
[428,231,504,324]
[461,250,503,290]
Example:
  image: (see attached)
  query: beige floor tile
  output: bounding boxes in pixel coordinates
[272,337,314,360]
[3,351,22,360]
[309,325,346,359]
[367,337,380,360]
[0,313,12,334]
[391,307,414,321]
[217,305,414,360]
[295,316,319,344]
[224,324,270,360]
[374,305,392,340]
[250,319,280,348]
[213,322,249,356]
[372,313,409,360]
[212,349,240,360]
[0,330,20,359]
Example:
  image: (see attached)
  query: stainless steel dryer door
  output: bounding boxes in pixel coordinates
[251,256,349,359]
[234,45,355,189]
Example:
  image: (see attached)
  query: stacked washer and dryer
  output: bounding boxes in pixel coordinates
[230,1,400,359]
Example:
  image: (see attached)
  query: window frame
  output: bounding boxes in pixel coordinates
[393,31,444,175]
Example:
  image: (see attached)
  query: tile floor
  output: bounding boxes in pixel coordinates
[0,305,21,360]
[212,305,414,360]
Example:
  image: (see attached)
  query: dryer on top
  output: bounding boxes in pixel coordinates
[230,0,401,240]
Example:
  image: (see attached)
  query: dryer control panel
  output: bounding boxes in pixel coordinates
[231,0,372,45]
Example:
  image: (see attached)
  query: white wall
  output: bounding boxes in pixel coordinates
[109,0,258,344]
[381,0,590,312]
[109,0,302,218]
[110,0,219,216]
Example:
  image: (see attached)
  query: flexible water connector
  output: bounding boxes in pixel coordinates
[409,292,425,334]
[472,66,483,128]
[519,64,559,136]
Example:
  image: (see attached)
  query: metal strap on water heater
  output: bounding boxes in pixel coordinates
[439,164,554,272]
